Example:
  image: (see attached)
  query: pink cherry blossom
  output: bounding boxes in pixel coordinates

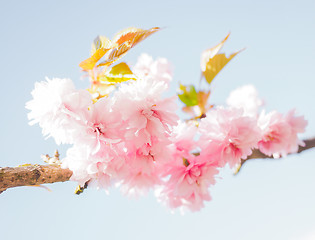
[258,109,307,157]
[199,107,262,167]
[62,145,111,189]
[113,78,178,147]
[226,85,263,117]
[171,121,198,155]
[73,97,125,154]
[109,78,178,195]
[158,155,219,212]
[133,53,172,86]
[26,77,92,144]
[118,151,163,196]
[117,135,174,196]
[156,122,219,211]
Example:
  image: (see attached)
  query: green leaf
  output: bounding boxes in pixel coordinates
[177,84,199,106]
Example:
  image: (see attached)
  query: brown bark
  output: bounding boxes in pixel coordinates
[236,137,315,173]
[0,164,72,193]
[0,137,314,193]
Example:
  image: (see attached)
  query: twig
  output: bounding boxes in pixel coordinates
[235,137,315,174]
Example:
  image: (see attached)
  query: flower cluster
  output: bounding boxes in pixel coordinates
[26,55,307,212]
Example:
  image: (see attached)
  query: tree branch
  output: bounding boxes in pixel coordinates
[235,137,315,174]
[0,164,72,193]
[0,137,314,193]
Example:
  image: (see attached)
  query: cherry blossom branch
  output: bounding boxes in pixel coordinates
[235,137,315,174]
[0,137,314,193]
[0,164,72,193]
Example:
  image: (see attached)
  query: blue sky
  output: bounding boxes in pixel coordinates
[0,0,314,239]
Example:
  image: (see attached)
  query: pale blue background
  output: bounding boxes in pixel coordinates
[1,0,315,239]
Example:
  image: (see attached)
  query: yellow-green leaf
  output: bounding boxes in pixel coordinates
[108,62,134,76]
[87,62,136,101]
[181,90,213,119]
[79,47,110,71]
[79,36,113,71]
[91,35,112,55]
[203,50,243,85]
[100,62,137,83]
[79,27,160,71]
[200,33,230,72]
[177,84,198,107]
[97,27,160,68]
[197,90,211,114]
